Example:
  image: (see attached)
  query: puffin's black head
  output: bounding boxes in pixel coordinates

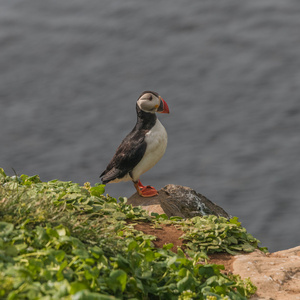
[137,91,169,114]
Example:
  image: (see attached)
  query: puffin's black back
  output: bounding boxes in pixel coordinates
[100,104,157,184]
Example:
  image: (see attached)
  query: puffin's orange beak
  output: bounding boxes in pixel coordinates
[157,97,170,114]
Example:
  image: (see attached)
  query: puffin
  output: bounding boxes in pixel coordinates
[100,91,169,197]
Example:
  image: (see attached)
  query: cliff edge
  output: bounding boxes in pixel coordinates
[128,184,300,300]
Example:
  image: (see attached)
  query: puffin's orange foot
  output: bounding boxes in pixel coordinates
[134,180,158,197]
[140,185,158,197]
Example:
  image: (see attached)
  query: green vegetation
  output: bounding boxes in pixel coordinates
[0,168,261,299]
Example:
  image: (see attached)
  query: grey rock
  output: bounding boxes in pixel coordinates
[127,184,230,219]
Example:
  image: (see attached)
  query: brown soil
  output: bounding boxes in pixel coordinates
[133,222,235,273]
[134,222,184,253]
[132,222,300,299]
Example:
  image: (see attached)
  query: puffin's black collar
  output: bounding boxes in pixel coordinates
[135,104,157,131]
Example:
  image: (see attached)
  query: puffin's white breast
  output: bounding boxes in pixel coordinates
[131,119,167,182]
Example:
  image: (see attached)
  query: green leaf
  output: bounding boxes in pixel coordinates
[177,247,185,258]
[46,227,59,239]
[0,222,14,237]
[177,271,195,293]
[144,250,155,262]
[229,217,241,226]
[5,245,18,257]
[242,242,255,252]
[163,243,174,250]
[84,266,99,280]
[118,197,127,204]
[115,255,131,273]
[108,269,127,292]
[225,248,239,256]
[178,267,187,277]
[90,185,105,197]
[169,216,183,221]
[21,174,42,185]
[127,240,138,251]
[55,250,66,262]
[157,214,168,220]
[167,255,177,267]
[228,236,238,244]
[151,212,159,218]
[90,246,103,259]
[73,249,89,259]
[72,290,118,300]
[56,260,68,281]
[70,282,89,295]
[0,167,7,179]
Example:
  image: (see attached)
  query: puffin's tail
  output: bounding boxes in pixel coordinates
[100,167,123,184]
[99,170,109,184]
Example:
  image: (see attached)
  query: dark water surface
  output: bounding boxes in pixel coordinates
[1,0,300,252]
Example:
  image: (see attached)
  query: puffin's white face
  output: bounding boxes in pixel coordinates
[137,91,169,114]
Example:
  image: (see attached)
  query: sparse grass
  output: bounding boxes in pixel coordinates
[0,168,260,299]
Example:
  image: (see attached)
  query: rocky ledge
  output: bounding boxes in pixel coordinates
[234,246,300,300]
[128,184,230,219]
[127,184,300,300]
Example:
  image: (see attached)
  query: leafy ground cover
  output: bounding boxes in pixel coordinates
[0,168,262,299]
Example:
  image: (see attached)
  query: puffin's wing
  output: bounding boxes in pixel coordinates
[100,132,147,184]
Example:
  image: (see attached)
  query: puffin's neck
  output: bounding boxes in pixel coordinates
[135,104,157,131]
